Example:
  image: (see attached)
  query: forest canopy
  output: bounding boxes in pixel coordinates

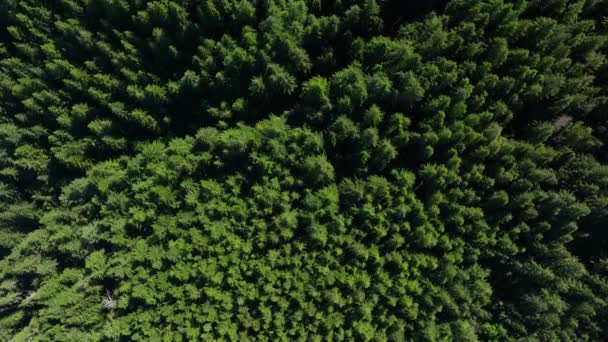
[1,0,608,340]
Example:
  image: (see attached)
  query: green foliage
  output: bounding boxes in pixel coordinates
[1,0,608,340]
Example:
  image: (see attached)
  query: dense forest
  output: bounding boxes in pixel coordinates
[0,0,607,340]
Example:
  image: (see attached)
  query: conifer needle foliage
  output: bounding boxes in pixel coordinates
[1,0,608,340]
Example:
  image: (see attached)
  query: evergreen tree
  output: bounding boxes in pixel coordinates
[1,0,607,340]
